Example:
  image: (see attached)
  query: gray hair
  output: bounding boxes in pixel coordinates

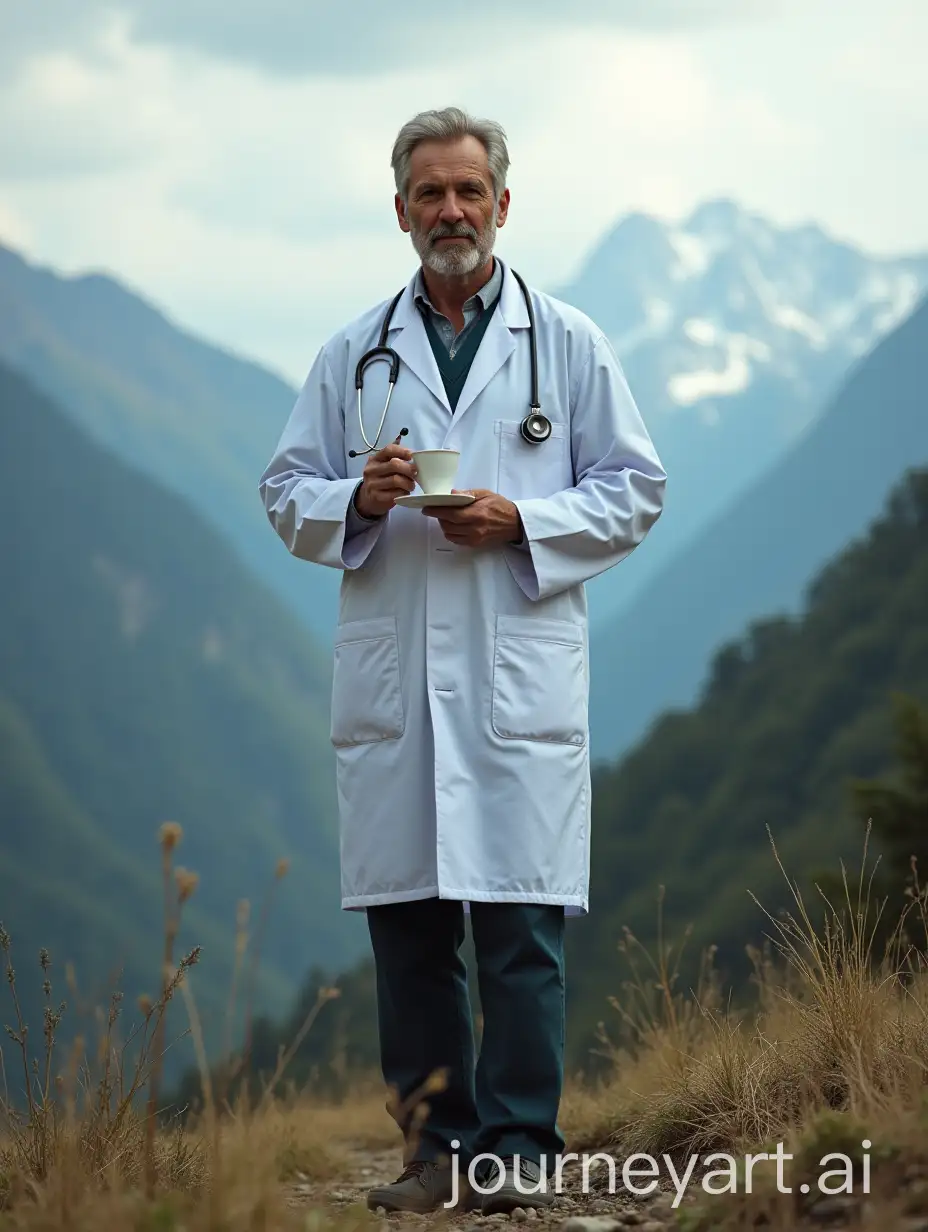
[391,107,510,204]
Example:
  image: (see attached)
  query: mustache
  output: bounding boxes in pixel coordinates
[428,223,479,244]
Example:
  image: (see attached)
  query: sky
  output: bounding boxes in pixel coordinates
[1,0,926,388]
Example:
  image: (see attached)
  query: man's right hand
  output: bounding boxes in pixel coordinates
[354,440,418,518]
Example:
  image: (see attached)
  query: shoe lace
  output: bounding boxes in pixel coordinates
[498,1155,538,1180]
[396,1160,430,1184]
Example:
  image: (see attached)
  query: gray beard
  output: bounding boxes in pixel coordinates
[410,216,497,277]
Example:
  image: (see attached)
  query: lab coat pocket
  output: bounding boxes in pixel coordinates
[495,419,572,501]
[491,614,587,745]
[330,616,405,747]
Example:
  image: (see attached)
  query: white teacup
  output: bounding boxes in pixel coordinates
[412,449,460,496]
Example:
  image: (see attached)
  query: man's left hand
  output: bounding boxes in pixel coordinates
[422,489,523,548]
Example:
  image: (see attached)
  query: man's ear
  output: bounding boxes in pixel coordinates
[496,187,511,228]
[395,193,410,234]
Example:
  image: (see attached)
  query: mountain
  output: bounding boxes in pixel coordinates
[565,463,928,1062]
[0,242,343,644]
[587,291,928,763]
[0,360,366,1067]
[555,199,928,621]
[4,205,924,653]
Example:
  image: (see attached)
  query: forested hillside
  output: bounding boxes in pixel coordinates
[568,464,928,1057]
[0,361,366,1071]
[169,465,928,1093]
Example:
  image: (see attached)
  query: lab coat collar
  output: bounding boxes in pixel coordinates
[385,257,532,420]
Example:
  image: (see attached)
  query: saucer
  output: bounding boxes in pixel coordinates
[394,493,476,508]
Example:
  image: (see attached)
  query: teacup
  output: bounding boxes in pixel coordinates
[412,449,460,496]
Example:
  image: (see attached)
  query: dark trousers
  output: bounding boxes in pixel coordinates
[366,897,566,1173]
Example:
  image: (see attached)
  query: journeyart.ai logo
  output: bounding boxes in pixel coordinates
[444,1141,874,1210]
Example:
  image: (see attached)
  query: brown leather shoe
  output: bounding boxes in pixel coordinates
[366,1160,480,1213]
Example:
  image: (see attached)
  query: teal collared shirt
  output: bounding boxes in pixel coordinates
[413,257,503,356]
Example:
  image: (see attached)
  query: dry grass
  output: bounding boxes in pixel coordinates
[0,823,370,1231]
[587,824,928,1167]
[3,820,928,1230]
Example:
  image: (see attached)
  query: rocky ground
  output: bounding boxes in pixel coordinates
[285,1143,928,1232]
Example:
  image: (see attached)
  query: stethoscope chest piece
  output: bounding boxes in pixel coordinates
[520,413,552,444]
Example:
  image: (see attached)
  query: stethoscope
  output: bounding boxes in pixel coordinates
[348,267,552,458]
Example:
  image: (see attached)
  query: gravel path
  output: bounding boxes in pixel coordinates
[285,1143,702,1229]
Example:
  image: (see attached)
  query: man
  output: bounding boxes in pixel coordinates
[258,106,665,1214]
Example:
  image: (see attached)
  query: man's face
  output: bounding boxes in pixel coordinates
[396,135,510,277]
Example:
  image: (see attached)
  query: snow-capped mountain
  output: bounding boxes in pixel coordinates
[558,199,927,419]
[553,199,928,623]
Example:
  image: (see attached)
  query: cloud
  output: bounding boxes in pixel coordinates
[0,34,162,181]
[0,200,31,252]
[0,17,813,384]
[0,0,925,390]
[3,0,779,77]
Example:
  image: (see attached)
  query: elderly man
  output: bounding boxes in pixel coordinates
[258,106,665,1214]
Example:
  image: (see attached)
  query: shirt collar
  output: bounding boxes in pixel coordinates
[414,256,502,315]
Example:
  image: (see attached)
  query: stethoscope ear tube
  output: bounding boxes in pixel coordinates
[350,349,404,456]
[355,345,399,389]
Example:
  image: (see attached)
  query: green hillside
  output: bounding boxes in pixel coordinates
[173,465,928,1090]
[0,242,342,643]
[0,360,366,1073]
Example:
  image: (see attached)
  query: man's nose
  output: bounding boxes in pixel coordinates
[438,194,465,221]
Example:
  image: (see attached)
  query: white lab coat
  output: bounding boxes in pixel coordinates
[258,259,665,915]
